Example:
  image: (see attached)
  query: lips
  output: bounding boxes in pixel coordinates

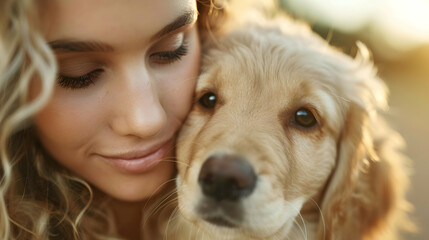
[96,139,174,174]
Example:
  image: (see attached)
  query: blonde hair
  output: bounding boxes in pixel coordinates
[0,0,226,239]
[0,0,107,239]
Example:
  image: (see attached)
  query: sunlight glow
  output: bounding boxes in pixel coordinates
[282,0,429,52]
[285,0,382,32]
[372,0,429,50]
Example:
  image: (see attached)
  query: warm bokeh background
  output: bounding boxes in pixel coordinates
[279,0,429,239]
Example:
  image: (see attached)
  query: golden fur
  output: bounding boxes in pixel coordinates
[167,16,413,240]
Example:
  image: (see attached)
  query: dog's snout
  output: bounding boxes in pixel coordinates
[198,154,257,201]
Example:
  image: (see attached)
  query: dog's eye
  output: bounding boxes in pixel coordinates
[294,108,317,128]
[199,92,217,109]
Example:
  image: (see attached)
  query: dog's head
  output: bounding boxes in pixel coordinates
[176,22,392,239]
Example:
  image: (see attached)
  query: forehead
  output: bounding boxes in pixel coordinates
[37,0,196,43]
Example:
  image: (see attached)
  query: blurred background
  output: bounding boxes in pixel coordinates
[278,0,429,239]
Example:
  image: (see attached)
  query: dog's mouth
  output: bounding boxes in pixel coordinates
[197,197,244,228]
[203,216,236,228]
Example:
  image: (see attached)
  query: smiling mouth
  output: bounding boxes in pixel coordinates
[97,139,174,174]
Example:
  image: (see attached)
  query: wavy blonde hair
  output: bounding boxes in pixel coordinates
[0,0,107,239]
[0,0,227,239]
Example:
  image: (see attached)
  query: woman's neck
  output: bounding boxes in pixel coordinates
[110,199,144,240]
[108,182,177,240]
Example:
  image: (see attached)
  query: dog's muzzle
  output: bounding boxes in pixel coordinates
[196,154,257,227]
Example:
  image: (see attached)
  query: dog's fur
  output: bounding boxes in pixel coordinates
[166,17,413,240]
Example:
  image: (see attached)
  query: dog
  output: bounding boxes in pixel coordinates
[167,16,413,240]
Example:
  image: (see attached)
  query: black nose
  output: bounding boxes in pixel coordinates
[198,154,257,201]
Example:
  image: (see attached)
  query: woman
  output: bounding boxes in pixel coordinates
[0,0,225,239]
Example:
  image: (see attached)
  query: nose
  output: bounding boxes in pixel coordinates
[110,72,167,138]
[198,154,257,201]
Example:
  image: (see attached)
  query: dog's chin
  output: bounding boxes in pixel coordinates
[177,174,308,239]
[195,213,297,240]
[179,196,305,240]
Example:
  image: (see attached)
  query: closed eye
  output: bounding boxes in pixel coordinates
[150,40,188,64]
[58,69,104,89]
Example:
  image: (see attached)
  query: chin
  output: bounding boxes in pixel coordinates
[100,160,176,203]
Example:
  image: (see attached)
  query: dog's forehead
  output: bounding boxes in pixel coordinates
[197,27,347,130]
[201,28,332,93]
[202,33,316,99]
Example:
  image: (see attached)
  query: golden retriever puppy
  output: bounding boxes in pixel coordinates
[170,17,412,240]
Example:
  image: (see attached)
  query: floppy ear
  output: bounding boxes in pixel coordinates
[318,102,378,240]
[316,45,412,240]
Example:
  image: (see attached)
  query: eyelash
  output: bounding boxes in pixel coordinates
[57,39,189,89]
[149,40,188,64]
[58,69,103,89]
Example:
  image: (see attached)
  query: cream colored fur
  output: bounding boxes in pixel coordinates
[166,17,412,240]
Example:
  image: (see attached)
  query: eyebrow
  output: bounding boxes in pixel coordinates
[48,40,114,53]
[151,9,197,40]
[48,10,197,53]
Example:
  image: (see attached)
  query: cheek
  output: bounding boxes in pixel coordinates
[292,136,337,195]
[176,112,207,177]
[158,28,201,122]
[33,89,101,165]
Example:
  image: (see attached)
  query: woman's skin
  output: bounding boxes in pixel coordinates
[31,0,201,238]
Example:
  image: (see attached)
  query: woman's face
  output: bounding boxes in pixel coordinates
[32,0,200,202]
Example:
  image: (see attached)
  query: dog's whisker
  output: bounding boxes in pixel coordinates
[169,139,203,156]
[325,85,350,104]
[164,206,180,240]
[168,140,210,169]
[157,153,191,168]
[142,178,176,209]
[147,199,179,231]
[142,179,178,226]
[160,158,190,167]
[309,198,326,240]
[299,213,308,240]
[143,191,177,219]
[291,218,307,240]
[286,201,308,240]
[174,160,190,167]
[148,192,179,222]
[184,141,206,151]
